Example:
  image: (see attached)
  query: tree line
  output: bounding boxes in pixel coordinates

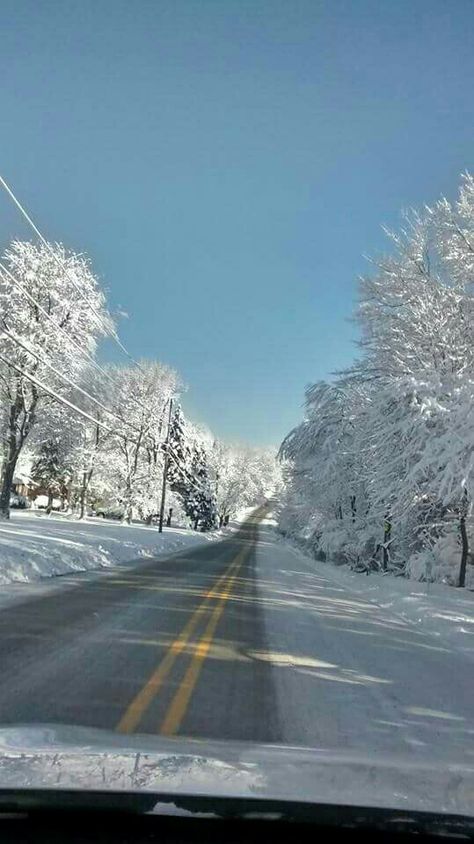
[0,239,279,527]
[279,173,474,587]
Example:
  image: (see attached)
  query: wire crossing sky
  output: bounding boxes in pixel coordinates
[1,0,473,445]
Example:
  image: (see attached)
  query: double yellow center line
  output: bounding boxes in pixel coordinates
[116,544,249,736]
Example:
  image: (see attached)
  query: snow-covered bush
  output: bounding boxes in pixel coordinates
[407,531,474,588]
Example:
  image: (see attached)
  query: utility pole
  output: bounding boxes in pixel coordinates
[158,398,173,533]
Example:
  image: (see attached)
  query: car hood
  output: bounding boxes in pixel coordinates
[0,724,472,819]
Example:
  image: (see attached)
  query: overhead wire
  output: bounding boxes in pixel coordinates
[0,323,142,435]
[0,326,191,470]
[0,261,154,419]
[0,174,208,495]
[0,172,141,367]
[0,320,189,472]
[0,260,118,390]
[0,344,206,495]
[0,348,164,460]
[0,350,117,435]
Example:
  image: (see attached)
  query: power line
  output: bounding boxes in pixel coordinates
[0,323,183,461]
[0,174,112,341]
[0,171,143,370]
[0,176,211,496]
[0,261,153,420]
[0,323,142,435]
[0,343,205,499]
[0,350,117,435]
[0,349,166,462]
[164,441,212,495]
[0,260,118,390]
[0,272,204,495]
[0,347,203,494]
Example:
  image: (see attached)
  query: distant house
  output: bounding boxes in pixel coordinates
[12,472,39,500]
[9,451,38,501]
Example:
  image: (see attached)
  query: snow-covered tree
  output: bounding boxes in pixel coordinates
[279,173,474,586]
[211,443,247,526]
[97,360,181,523]
[0,240,111,518]
[0,241,280,537]
[181,440,217,531]
[166,405,192,497]
[353,207,474,579]
[209,441,280,526]
[280,380,372,564]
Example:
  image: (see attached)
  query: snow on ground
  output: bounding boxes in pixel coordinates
[312,559,474,661]
[272,525,474,661]
[0,511,224,586]
[255,519,474,769]
[232,506,258,524]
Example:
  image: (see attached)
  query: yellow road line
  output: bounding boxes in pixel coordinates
[116,556,240,734]
[159,547,247,737]
[116,507,264,735]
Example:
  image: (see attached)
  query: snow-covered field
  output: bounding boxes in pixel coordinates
[0,511,223,585]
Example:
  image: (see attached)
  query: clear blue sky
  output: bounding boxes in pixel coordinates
[1,0,473,445]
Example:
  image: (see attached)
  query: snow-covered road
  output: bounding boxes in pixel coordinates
[0,509,472,769]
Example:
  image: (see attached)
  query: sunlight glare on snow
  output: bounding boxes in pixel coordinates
[405,707,465,721]
[248,651,337,669]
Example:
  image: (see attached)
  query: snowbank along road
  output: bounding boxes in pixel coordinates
[0,505,472,762]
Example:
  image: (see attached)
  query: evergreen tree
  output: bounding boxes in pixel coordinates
[166,405,191,496]
[31,438,71,512]
[183,444,217,531]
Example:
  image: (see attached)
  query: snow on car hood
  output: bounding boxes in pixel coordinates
[0,724,472,817]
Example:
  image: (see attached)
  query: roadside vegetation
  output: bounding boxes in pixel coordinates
[0,240,280,529]
[279,173,474,587]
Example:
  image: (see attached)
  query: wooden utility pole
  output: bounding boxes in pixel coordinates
[158,398,173,533]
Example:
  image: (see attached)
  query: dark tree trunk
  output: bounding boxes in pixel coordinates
[193,516,199,531]
[58,484,67,511]
[64,479,73,511]
[459,514,469,588]
[79,472,88,519]
[0,377,38,520]
[79,425,100,519]
[46,490,54,514]
[350,495,356,524]
[382,514,391,572]
[0,446,19,519]
[122,476,133,525]
[79,468,93,520]
[458,489,469,588]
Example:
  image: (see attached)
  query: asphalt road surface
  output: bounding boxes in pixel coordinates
[0,506,472,763]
